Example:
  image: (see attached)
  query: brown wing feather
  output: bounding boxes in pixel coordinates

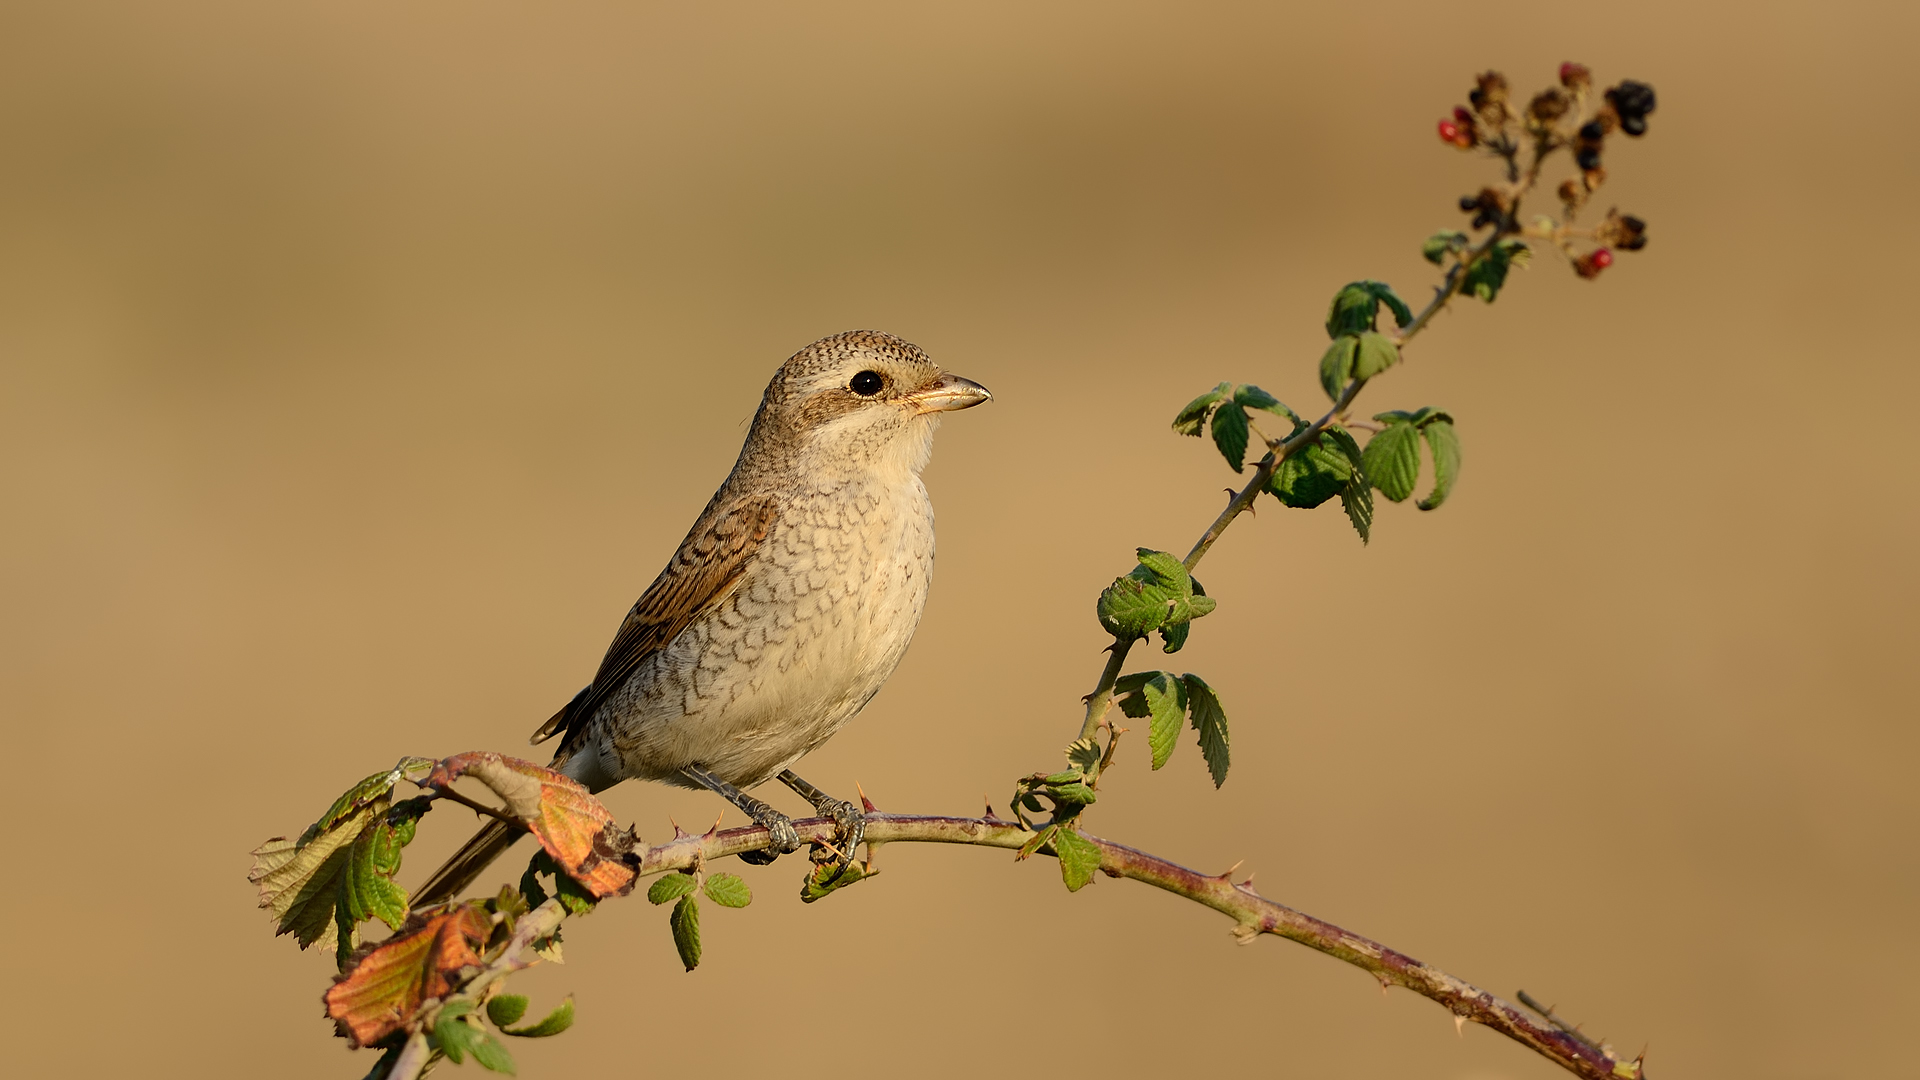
[531,492,781,759]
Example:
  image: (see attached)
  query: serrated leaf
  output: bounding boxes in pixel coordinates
[250,803,380,956]
[1158,618,1190,653]
[1352,332,1399,381]
[1464,239,1530,303]
[1182,674,1231,788]
[1172,382,1233,436]
[439,1014,517,1075]
[1342,474,1374,543]
[1269,430,1354,509]
[1065,738,1101,773]
[1232,384,1296,424]
[1139,673,1188,770]
[1016,823,1059,860]
[1053,828,1102,892]
[325,902,492,1048]
[1365,282,1414,328]
[1096,549,1194,640]
[670,895,701,971]
[487,994,530,1028]
[800,858,876,903]
[501,997,574,1038]
[1325,283,1379,337]
[1418,419,1462,510]
[1423,230,1468,264]
[1210,404,1249,471]
[647,873,696,906]
[424,752,638,899]
[1132,548,1188,589]
[703,873,752,908]
[297,759,433,847]
[1319,336,1358,400]
[1362,421,1422,502]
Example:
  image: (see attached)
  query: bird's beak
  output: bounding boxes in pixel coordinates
[906,373,992,414]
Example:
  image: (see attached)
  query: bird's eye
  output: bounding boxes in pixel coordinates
[849,370,885,396]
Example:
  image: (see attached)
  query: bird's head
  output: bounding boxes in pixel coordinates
[753,330,991,477]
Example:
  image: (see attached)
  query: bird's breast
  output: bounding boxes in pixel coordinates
[599,473,935,787]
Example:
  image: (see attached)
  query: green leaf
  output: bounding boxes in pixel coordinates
[1052,828,1102,892]
[1172,382,1233,436]
[1065,738,1102,773]
[1232,384,1297,424]
[647,873,697,906]
[1352,332,1399,381]
[1097,549,1203,641]
[1464,238,1531,303]
[1418,419,1462,510]
[1210,403,1249,472]
[1269,430,1354,509]
[1325,283,1377,337]
[1183,674,1231,788]
[530,849,599,916]
[703,872,752,908]
[1362,421,1422,502]
[1422,230,1468,265]
[501,997,575,1038]
[670,895,701,971]
[800,858,876,903]
[1016,823,1059,860]
[1319,336,1358,401]
[487,995,529,1028]
[297,759,432,847]
[1342,473,1374,543]
[437,1013,517,1075]
[517,859,550,911]
[1365,282,1414,328]
[1139,673,1188,770]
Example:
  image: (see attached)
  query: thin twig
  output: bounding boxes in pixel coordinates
[433,787,526,828]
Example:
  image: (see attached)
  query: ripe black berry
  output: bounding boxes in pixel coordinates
[1620,115,1647,137]
[1459,195,1480,212]
[1579,121,1605,142]
[1575,147,1602,171]
[1606,81,1657,120]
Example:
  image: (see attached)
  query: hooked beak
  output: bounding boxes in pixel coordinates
[906,373,992,414]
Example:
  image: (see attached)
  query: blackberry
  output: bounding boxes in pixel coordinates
[1620,115,1647,137]
[1606,81,1657,120]
[1576,147,1603,171]
[1579,120,1605,142]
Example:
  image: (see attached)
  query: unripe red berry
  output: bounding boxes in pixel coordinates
[1453,106,1474,125]
[1574,248,1614,279]
[1559,62,1591,89]
[1438,119,1460,143]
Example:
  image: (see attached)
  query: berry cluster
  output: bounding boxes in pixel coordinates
[1434,63,1654,282]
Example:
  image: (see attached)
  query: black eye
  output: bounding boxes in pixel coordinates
[849,370,885,396]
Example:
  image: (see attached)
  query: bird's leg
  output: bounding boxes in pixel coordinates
[681,764,801,865]
[776,769,866,874]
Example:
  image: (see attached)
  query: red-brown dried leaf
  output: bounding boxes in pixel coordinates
[324,902,491,1047]
[424,751,637,898]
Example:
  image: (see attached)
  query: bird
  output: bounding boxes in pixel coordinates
[414,330,991,904]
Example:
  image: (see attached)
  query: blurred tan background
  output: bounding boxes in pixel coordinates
[2,2,1915,1077]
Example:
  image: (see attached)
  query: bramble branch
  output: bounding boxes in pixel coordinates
[382,813,1640,1080]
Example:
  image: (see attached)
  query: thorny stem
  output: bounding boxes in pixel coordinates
[394,815,1641,1080]
[1074,133,1549,775]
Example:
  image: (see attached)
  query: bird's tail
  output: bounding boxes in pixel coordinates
[413,818,526,907]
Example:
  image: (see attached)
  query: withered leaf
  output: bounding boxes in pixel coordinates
[324,902,492,1048]
[424,752,637,898]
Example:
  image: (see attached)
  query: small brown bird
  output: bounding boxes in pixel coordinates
[416,331,990,903]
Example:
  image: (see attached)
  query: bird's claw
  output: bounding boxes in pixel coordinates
[807,799,866,875]
[739,810,801,865]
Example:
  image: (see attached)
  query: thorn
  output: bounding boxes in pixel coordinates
[671,817,689,841]
[1219,859,1244,880]
[1377,975,1391,996]
[1454,1015,1467,1038]
[983,797,1002,822]
[856,780,877,814]
[703,812,724,838]
[1237,871,1257,890]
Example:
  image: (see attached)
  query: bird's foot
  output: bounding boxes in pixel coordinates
[806,798,866,876]
[737,808,801,865]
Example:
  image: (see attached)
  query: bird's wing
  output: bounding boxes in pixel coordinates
[532,492,782,756]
